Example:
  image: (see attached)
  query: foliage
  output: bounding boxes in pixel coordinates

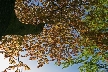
[0,0,108,72]
[58,0,108,71]
[14,0,84,25]
[81,0,108,45]
[0,22,81,71]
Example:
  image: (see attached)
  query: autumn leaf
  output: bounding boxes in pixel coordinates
[9,57,16,64]
[7,66,16,70]
[15,69,19,72]
[1,0,108,72]
[29,56,36,60]
[2,69,7,72]
[24,64,30,70]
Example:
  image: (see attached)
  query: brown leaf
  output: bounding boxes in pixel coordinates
[15,69,19,72]
[7,66,16,70]
[3,69,7,72]
[24,64,31,70]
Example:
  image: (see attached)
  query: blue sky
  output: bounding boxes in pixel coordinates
[19,56,81,72]
[0,52,81,72]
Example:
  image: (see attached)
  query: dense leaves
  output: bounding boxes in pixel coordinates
[0,23,81,71]
[14,0,84,25]
[0,0,108,72]
[58,0,108,72]
[81,0,108,46]
[0,22,82,71]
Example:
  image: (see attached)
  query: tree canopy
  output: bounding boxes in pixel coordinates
[0,0,108,72]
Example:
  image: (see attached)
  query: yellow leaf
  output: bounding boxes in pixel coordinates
[24,64,30,70]
[7,66,15,70]
[9,58,16,64]
[86,38,89,42]
[3,69,7,72]
[15,69,19,72]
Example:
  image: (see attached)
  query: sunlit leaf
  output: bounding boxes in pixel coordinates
[24,64,31,70]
